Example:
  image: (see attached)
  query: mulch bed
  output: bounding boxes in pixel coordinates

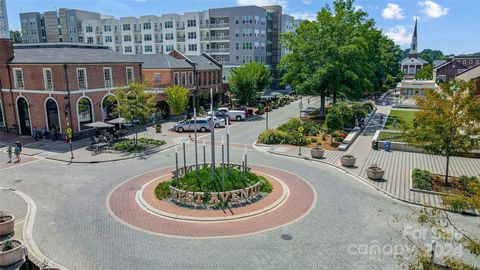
[431,174,463,193]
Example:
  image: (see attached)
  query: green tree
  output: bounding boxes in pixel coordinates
[325,106,344,141]
[228,62,272,106]
[415,64,433,80]
[165,85,189,115]
[9,31,22,43]
[280,0,400,118]
[402,80,480,184]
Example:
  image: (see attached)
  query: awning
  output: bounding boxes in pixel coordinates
[107,117,127,124]
[85,121,114,128]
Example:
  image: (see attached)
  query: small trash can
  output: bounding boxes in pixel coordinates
[385,141,391,152]
[373,140,379,150]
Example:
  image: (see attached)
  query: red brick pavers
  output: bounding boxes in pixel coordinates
[0,156,37,171]
[107,165,316,238]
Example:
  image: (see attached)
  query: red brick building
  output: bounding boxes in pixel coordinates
[0,39,142,137]
[433,60,468,82]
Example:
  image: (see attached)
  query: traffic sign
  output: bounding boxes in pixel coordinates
[66,127,73,139]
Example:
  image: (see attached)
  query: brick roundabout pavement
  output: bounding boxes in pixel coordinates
[107,165,316,238]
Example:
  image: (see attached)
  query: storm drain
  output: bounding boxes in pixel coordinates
[281,234,293,241]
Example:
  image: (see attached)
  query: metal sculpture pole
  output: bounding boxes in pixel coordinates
[194,106,198,180]
[203,138,206,167]
[210,88,215,185]
[244,146,248,173]
[221,136,225,192]
[183,141,186,171]
[175,146,179,185]
[226,117,230,176]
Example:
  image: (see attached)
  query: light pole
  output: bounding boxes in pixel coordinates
[430,240,437,264]
[210,88,215,185]
[299,95,303,118]
[265,97,270,130]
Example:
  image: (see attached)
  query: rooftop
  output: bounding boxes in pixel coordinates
[132,54,192,69]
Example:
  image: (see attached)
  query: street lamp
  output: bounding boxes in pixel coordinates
[430,240,437,263]
[265,97,270,131]
[299,95,303,118]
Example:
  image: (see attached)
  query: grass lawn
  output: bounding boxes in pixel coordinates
[384,109,416,130]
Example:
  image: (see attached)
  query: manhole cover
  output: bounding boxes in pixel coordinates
[281,234,293,241]
[13,180,23,183]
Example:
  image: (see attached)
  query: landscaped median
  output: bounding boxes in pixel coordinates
[111,138,166,152]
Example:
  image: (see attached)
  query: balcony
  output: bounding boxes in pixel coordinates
[200,24,210,29]
[210,23,229,28]
[200,37,210,41]
[177,37,186,42]
[177,25,185,30]
[210,35,229,41]
[210,48,230,54]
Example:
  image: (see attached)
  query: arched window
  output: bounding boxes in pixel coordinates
[101,94,118,120]
[45,98,60,131]
[77,97,93,130]
[17,96,31,135]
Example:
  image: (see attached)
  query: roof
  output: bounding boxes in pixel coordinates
[132,54,192,69]
[183,54,221,70]
[401,57,429,65]
[456,63,480,78]
[433,60,447,67]
[433,60,467,71]
[10,43,141,64]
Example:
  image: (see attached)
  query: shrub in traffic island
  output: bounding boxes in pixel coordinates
[278,118,321,136]
[0,239,24,267]
[411,169,433,190]
[0,211,14,236]
[155,166,273,208]
[258,129,290,145]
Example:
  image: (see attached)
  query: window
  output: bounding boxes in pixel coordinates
[0,101,4,126]
[181,72,186,85]
[86,26,93,33]
[124,46,133,53]
[123,35,131,42]
[154,73,161,84]
[77,97,93,130]
[144,45,153,53]
[13,68,24,89]
[165,33,174,40]
[174,72,179,85]
[43,68,53,90]
[143,22,151,30]
[87,37,94,44]
[76,68,88,90]
[188,44,197,51]
[187,19,196,27]
[165,45,174,52]
[105,36,113,43]
[123,24,131,31]
[144,34,152,41]
[164,21,173,28]
[188,72,193,85]
[104,25,111,32]
[187,32,196,39]
[103,67,113,88]
[126,67,134,83]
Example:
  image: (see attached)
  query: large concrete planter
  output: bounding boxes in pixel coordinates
[311,148,325,159]
[0,214,15,236]
[155,125,162,133]
[340,155,356,167]
[0,239,24,267]
[367,166,385,180]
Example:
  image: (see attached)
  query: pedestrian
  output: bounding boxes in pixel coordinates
[33,126,39,141]
[7,145,12,163]
[14,142,21,163]
[42,127,47,140]
[50,125,56,141]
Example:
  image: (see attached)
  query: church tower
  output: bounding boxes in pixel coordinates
[408,19,418,58]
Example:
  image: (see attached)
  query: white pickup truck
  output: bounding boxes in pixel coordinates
[208,107,246,121]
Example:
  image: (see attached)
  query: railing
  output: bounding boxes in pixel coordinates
[210,48,229,53]
[177,37,186,42]
[210,23,229,28]
[210,35,229,41]
[200,24,210,29]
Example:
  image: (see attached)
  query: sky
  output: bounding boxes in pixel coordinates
[4,0,479,55]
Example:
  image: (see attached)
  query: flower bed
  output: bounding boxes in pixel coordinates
[112,138,166,152]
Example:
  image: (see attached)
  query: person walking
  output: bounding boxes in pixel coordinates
[33,126,39,141]
[14,142,21,163]
[42,127,47,140]
[7,145,12,163]
[50,125,57,141]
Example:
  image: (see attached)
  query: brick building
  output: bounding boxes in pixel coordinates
[0,39,142,137]
[433,60,468,83]
[456,64,480,95]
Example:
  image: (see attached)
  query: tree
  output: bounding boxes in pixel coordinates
[228,62,272,106]
[325,105,345,142]
[280,0,400,118]
[164,85,189,115]
[402,80,480,184]
[415,64,433,80]
[9,31,22,43]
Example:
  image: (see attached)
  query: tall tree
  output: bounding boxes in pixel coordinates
[402,80,480,184]
[164,85,189,115]
[228,62,272,106]
[415,64,433,80]
[280,0,400,118]
[9,31,22,43]
[115,82,157,124]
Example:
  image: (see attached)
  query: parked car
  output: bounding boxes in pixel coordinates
[208,107,246,121]
[204,116,226,128]
[173,119,211,132]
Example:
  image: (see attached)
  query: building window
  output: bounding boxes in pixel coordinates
[123,35,132,42]
[187,19,196,27]
[77,97,93,130]
[174,72,179,85]
[126,67,134,84]
[76,68,88,90]
[104,25,111,32]
[144,45,153,53]
[43,68,54,90]
[165,33,174,40]
[181,72,186,85]
[103,67,113,88]
[143,22,151,30]
[187,32,196,39]
[86,26,93,33]
[105,36,113,43]
[13,68,24,89]
[0,101,5,126]
[154,73,161,84]
[188,72,194,85]
[123,24,131,31]
[188,44,197,51]
[87,37,94,44]
[164,21,173,28]
[124,46,133,53]
[165,45,174,52]
[144,34,152,41]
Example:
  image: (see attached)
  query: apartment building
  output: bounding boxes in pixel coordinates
[20,8,102,43]
[0,0,8,39]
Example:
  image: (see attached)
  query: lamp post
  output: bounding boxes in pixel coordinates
[299,95,303,118]
[430,240,437,264]
[265,98,269,130]
[210,88,215,185]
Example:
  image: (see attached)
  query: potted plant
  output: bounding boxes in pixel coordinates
[310,143,324,158]
[155,123,162,133]
[367,164,385,180]
[0,211,14,236]
[0,239,24,267]
[340,155,356,167]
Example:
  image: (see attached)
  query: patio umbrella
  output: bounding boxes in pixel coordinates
[107,117,126,124]
[85,121,114,128]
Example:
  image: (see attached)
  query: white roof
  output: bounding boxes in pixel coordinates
[456,64,480,81]
[401,57,429,65]
[397,79,437,89]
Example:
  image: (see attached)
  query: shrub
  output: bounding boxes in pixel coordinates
[258,129,290,144]
[362,101,375,112]
[278,118,320,136]
[412,168,433,190]
[257,104,265,111]
[288,131,311,146]
[351,102,368,120]
[1,240,14,252]
[310,137,318,143]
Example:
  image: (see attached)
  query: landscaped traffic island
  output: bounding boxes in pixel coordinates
[155,164,273,208]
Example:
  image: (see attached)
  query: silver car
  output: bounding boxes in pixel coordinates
[174,119,211,132]
[204,116,226,128]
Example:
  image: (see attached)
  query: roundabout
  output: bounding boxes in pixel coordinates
[107,164,317,238]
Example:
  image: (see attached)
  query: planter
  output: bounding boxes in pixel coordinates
[367,166,385,180]
[340,155,356,167]
[0,239,24,267]
[155,125,162,133]
[310,148,325,159]
[0,215,15,236]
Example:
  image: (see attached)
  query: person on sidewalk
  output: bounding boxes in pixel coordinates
[42,127,47,140]
[14,142,21,163]
[7,145,12,163]
[33,126,39,141]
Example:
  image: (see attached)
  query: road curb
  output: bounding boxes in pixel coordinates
[265,149,480,218]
